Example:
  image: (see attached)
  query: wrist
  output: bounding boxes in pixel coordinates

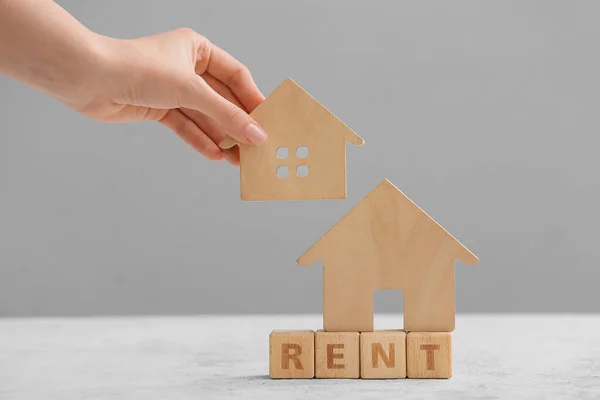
[64,32,121,112]
[73,34,147,115]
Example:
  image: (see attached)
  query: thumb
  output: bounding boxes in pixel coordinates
[179,75,268,146]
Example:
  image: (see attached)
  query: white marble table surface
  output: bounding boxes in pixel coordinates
[0,315,599,399]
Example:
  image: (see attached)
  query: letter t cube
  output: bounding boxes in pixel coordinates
[407,332,452,378]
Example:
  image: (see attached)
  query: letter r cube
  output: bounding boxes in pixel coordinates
[269,330,315,378]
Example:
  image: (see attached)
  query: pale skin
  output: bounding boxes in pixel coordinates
[0,0,269,165]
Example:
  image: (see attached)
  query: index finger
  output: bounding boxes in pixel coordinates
[199,42,265,113]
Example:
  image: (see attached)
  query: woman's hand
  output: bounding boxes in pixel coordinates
[81,29,266,165]
[0,0,266,165]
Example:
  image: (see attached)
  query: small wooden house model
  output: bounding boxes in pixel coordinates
[297,179,479,333]
[219,78,364,201]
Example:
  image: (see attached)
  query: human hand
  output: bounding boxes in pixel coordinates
[78,28,267,165]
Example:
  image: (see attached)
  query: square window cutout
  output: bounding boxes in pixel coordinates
[296,165,309,178]
[296,146,309,158]
[277,147,289,159]
[277,165,289,178]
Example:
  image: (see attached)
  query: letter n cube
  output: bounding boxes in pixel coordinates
[360,330,406,379]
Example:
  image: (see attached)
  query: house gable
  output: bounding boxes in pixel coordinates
[219,78,364,150]
[297,179,479,267]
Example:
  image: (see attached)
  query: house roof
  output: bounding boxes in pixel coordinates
[297,178,479,266]
[219,78,365,149]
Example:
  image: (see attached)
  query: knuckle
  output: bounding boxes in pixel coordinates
[175,27,196,37]
[195,141,211,156]
[194,138,220,160]
[225,103,245,126]
[226,65,249,89]
[173,116,193,135]
[195,37,212,72]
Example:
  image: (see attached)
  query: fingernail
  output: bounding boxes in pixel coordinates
[244,123,268,146]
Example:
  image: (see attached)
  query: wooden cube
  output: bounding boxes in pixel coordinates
[360,330,406,379]
[269,330,315,379]
[407,332,452,379]
[315,331,360,378]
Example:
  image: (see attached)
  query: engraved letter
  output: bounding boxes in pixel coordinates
[327,343,345,369]
[281,343,303,369]
[420,344,440,370]
[372,343,395,368]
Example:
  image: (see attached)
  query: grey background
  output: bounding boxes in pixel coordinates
[1,1,599,317]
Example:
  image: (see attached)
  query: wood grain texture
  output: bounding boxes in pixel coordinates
[360,330,407,379]
[315,331,360,378]
[218,78,364,201]
[297,179,478,332]
[269,330,315,379]
[407,332,452,379]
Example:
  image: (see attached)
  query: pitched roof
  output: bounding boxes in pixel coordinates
[219,78,364,149]
[297,178,479,266]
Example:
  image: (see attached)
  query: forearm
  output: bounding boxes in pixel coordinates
[0,0,107,109]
